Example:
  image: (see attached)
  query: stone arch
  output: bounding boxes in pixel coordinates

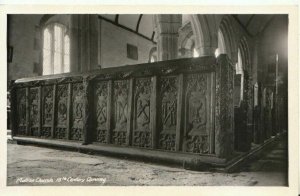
[239,36,251,73]
[178,22,195,58]
[189,14,221,57]
[238,36,253,137]
[219,15,238,63]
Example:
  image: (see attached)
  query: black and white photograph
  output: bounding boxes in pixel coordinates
[1,3,299,196]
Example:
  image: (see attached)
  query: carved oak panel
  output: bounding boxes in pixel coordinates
[41,85,54,138]
[184,73,210,154]
[55,84,68,139]
[71,83,84,141]
[112,80,129,145]
[29,87,40,136]
[16,88,27,135]
[133,78,152,148]
[158,76,178,151]
[95,81,108,143]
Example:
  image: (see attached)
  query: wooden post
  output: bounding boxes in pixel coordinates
[126,78,134,146]
[150,76,158,149]
[175,74,184,151]
[51,84,57,138]
[38,86,42,137]
[67,83,72,140]
[106,80,113,144]
[210,72,216,154]
[10,86,17,137]
[25,87,30,136]
[82,77,91,145]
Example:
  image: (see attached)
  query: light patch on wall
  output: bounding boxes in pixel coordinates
[193,48,199,58]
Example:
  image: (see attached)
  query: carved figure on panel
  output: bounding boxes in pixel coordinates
[43,86,53,125]
[113,81,128,132]
[17,91,26,125]
[29,88,39,127]
[57,85,68,126]
[95,82,108,143]
[17,89,27,135]
[185,74,209,154]
[42,86,54,138]
[159,77,178,151]
[161,77,178,131]
[71,83,84,140]
[133,78,152,148]
[135,78,151,131]
[112,80,129,145]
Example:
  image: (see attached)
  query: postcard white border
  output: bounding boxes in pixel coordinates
[0,4,298,196]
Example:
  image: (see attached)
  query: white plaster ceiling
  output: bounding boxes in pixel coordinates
[99,14,275,42]
[99,14,156,41]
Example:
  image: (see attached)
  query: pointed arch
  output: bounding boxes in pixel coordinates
[239,36,251,73]
[219,15,238,63]
[189,15,220,56]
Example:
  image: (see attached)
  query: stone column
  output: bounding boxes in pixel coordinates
[79,15,99,72]
[154,15,182,61]
[70,15,80,72]
[70,15,99,72]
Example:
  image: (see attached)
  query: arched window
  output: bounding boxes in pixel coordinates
[43,23,70,75]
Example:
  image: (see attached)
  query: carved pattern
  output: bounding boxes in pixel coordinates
[97,130,107,143]
[55,127,67,139]
[133,131,151,148]
[29,88,39,136]
[41,127,51,138]
[95,82,108,143]
[41,86,54,138]
[112,80,129,145]
[133,78,152,148]
[112,131,126,145]
[55,84,68,139]
[186,135,209,153]
[185,74,209,153]
[159,76,178,151]
[71,83,84,141]
[159,134,176,151]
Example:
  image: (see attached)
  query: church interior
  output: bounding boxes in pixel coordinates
[7,14,288,171]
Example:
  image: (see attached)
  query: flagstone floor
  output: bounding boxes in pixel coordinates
[7,136,288,186]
